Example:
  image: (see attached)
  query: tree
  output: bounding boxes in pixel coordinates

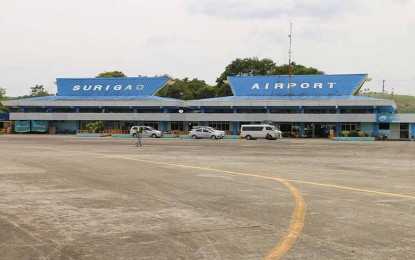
[156,78,215,100]
[86,121,104,133]
[272,62,324,75]
[215,57,277,97]
[0,88,12,113]
[215,58,325,97]
[0,87,5,99]
[162,78,193,100]
[0,87,10,113]
[30,85,50,97]
[96,71,126,78]
[186,78,216,100]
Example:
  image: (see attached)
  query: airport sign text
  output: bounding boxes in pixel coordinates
[72,84,144,91]
[251,82,336,90]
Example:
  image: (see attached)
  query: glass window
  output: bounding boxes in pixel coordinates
[269,109,300,113]
[341,122,361,131]
[170,121,183,131]
[379,123,390,130]
[204,109,233,113]
[304,109,336,114]
[236,109,266,113]
[142,121,158,129]
[340,109,374,114]
[400,123,409,130]
[207,121,230,131]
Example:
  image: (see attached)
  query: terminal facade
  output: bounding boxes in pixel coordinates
[4,74,415,139]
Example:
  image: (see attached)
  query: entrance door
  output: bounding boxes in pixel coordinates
[390,123,400,139]
[400,123,409,139]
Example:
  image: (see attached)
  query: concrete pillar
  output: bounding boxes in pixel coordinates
[336,122,341,137]
[232,122,238,135]
[373,123,379,136]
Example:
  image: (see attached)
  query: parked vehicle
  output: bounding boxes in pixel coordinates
[191,126,225,138]
[188,128,222,139]
[273,128,283,139]
[301,129,312,138]
[130,126,163,138]
[240,124,278,140]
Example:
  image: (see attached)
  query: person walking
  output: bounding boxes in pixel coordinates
[136,126,146,147]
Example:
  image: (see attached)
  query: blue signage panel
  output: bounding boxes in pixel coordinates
[57,77,170,96]
[228,74,368,96]
[377,114,396,123]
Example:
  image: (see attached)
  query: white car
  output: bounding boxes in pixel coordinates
[188,128,222,139]
[274,128,283,139]
[130,126,163,138]
[191,126,225,138]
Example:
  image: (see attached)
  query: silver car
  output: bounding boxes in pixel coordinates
[188,128,222,139]
[191,126,225,138]
[130,126,163,138]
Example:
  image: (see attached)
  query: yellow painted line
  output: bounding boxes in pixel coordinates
[36,147,415,200]
[31,146,415,258]
[282,179,415,200]
[32,147,307,259]
[264,179,307,260]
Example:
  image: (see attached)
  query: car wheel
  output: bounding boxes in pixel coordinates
[192,135,197,139]
[245,135,252,140]
[132,133,137,138]
[211,135,217,140]
[151,133,157,138]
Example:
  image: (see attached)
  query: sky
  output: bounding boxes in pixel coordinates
[1,0,415,97]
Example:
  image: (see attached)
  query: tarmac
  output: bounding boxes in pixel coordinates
[0,135,414,259]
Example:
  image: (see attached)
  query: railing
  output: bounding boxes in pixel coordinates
[77,129,130,135]
[167,130,189,135]
[100,129,130,135]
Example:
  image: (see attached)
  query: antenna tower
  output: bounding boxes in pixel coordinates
[288,22,293,96]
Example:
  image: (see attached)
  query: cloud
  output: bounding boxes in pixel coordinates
[186,0,362,21]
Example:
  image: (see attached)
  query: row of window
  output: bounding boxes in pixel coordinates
[24,108,376,114]
[77,120,369,134]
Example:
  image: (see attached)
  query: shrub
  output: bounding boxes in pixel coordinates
[348,130,359,137]
[358,131,366,137]
[86,121,104,133]
[341,131,350,137]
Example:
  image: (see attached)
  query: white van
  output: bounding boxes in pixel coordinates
[240,124,278,140]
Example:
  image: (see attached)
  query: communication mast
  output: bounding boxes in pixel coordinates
[288,22,293,96]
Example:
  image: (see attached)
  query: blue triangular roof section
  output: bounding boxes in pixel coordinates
[228,74,368,96]
[57,77,170,97]
[12,95,181,102]
[197,95,389,102]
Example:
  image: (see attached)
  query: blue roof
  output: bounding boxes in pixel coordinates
[14,95,181,102]
[57,77,170,96]
[197,95,390,102]
[228,74,368,96]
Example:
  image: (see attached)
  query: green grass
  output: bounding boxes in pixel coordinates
[358,92,415,113]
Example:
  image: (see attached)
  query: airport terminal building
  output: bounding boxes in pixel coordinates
[4,74,415,139]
